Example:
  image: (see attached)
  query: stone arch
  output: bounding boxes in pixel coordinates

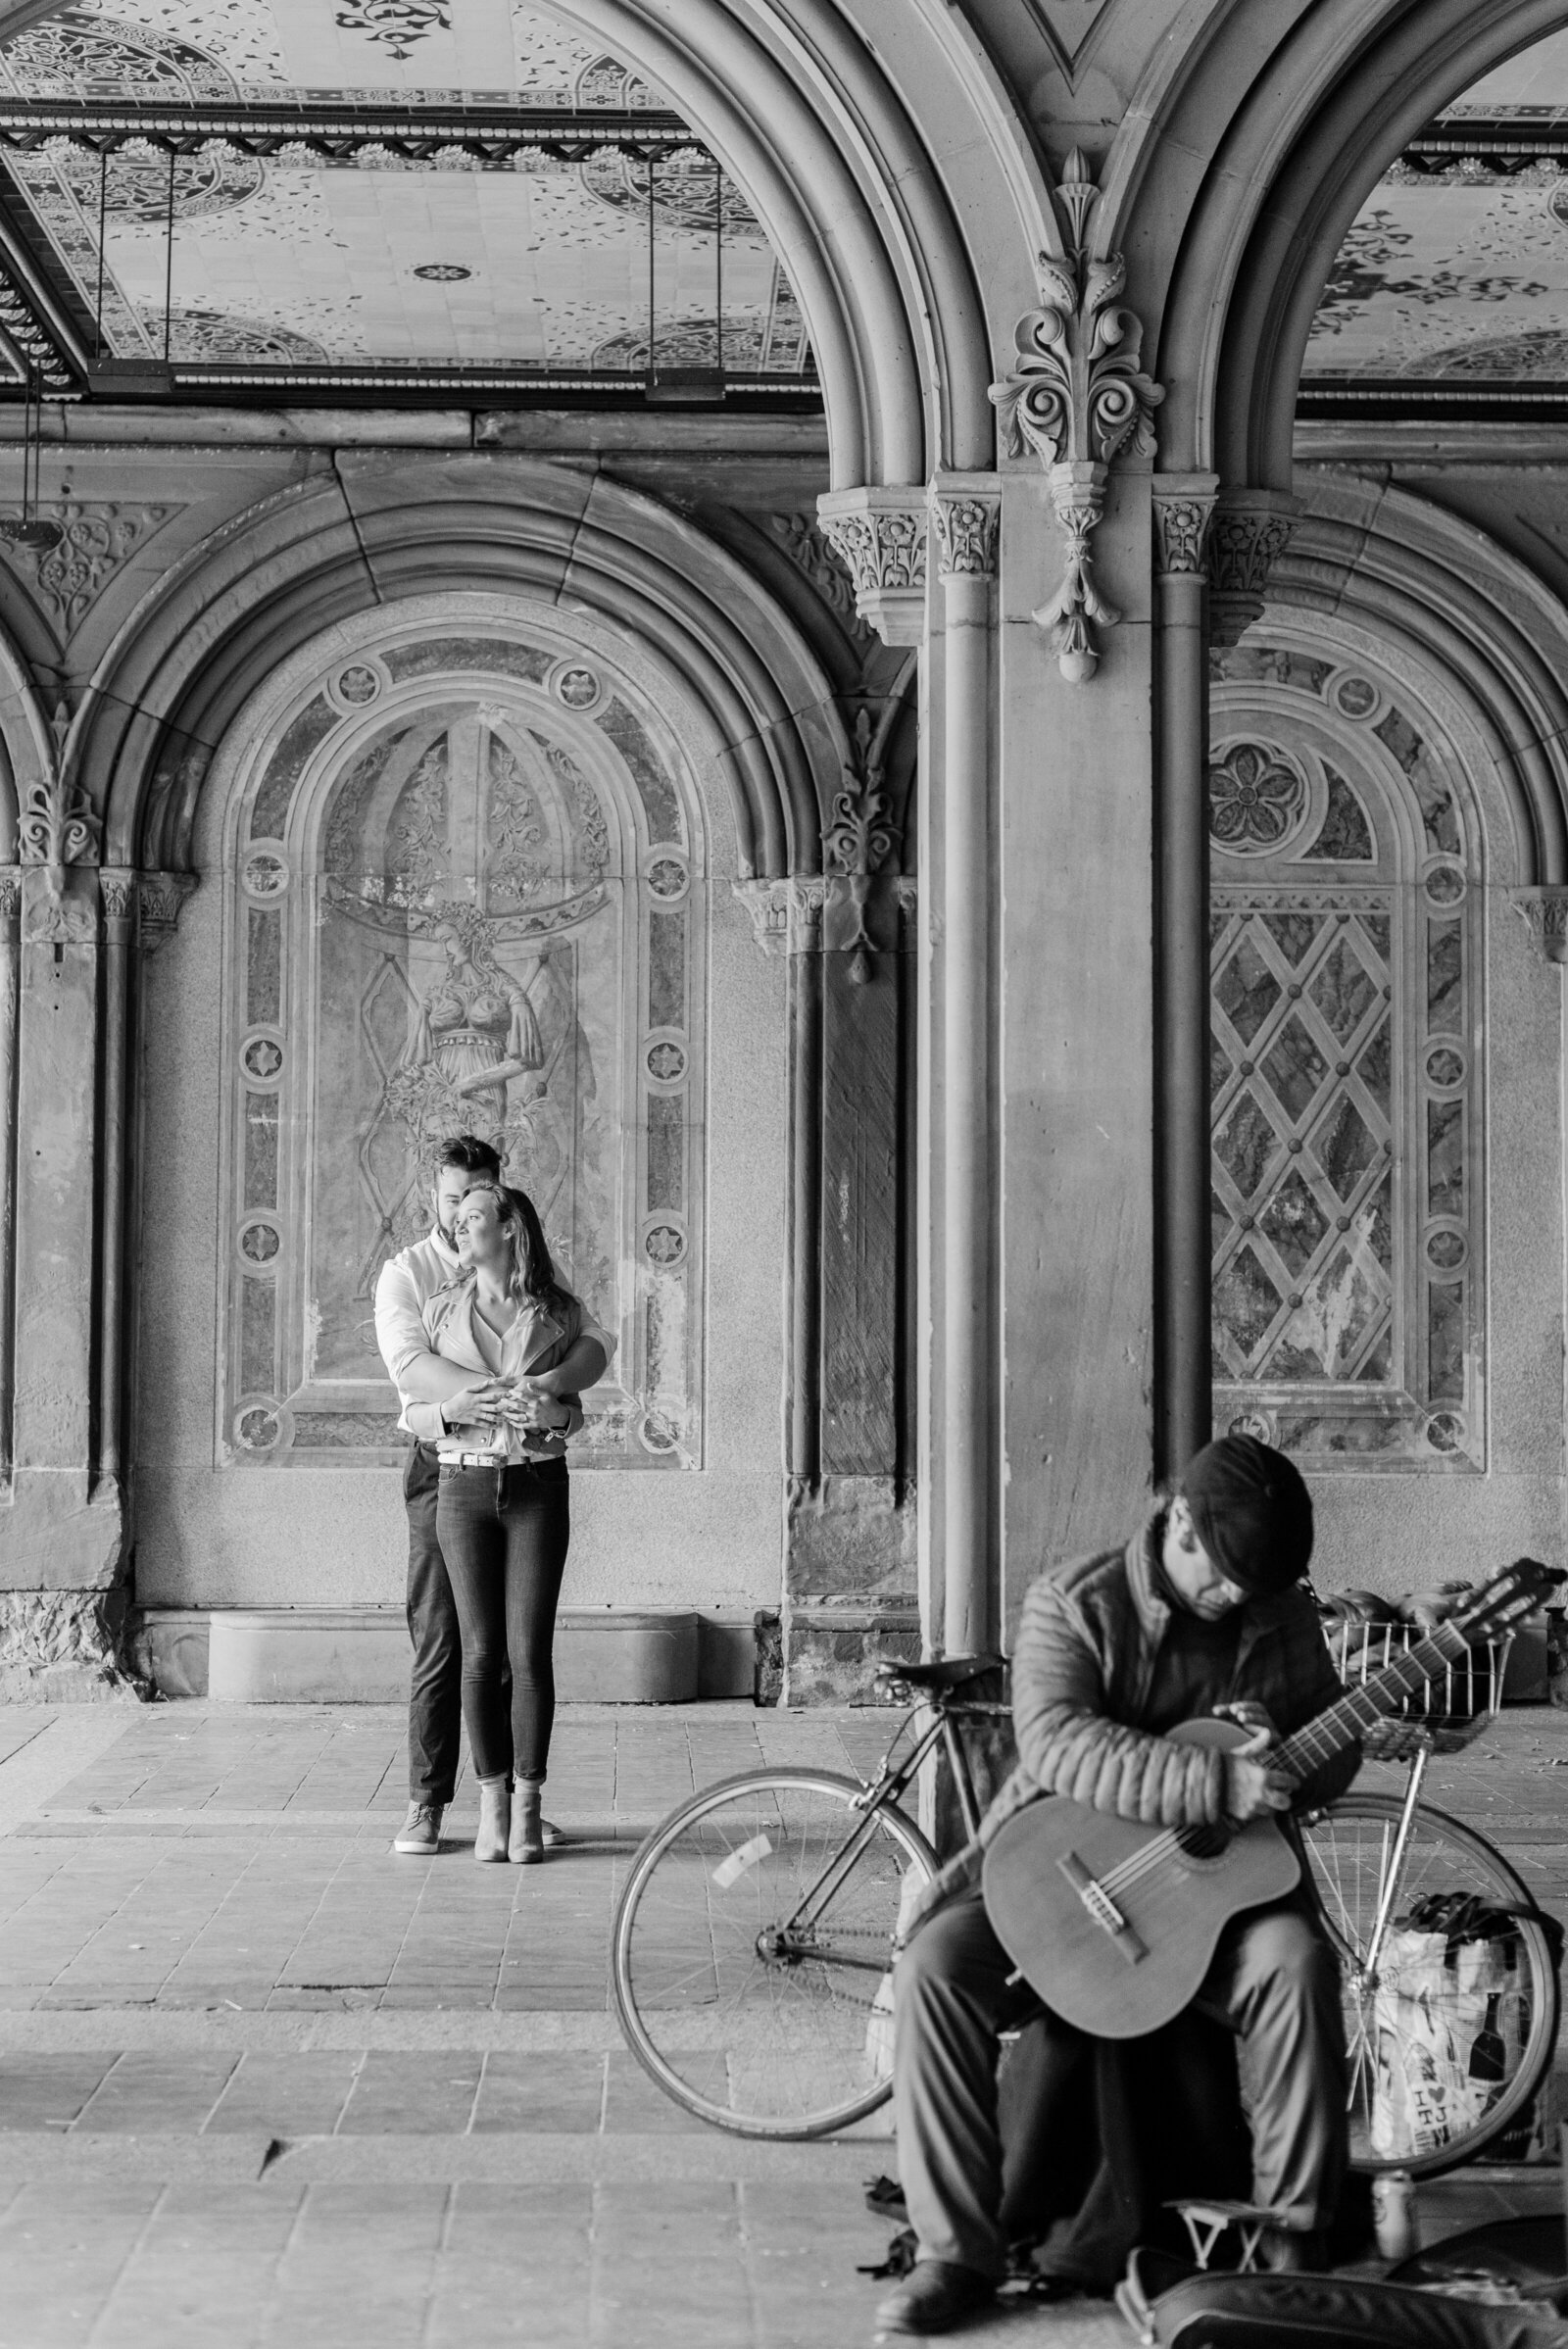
[1269,479,1568,887]
[207,593,712,1476]
[74,460,849,884]
[1108,0,1568,485]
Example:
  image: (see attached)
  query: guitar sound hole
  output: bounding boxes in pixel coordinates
[1175,1825,1232,1863]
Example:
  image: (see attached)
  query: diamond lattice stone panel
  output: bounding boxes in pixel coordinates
[1214,934,1281,1046]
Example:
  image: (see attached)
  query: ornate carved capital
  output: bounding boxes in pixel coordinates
[1152,472,1219,576]
[732,877,825,957]
[929,474,1001,580]
[815,488,927,646]
[136,869,197,953]
[99,866,135,925]
[990,150,1163,683]
[823,708,902,878]
[1206,493,1298,648]
[1511,887,1568,965]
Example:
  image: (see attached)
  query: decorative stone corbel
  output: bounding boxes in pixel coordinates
[989,150,1163,682]
[1510,887,1568,965]
[821,705,911,984]
[135,869,198,953]
[815,488,927,646]
[1206,492,1299,648]
[731,877,825,957]
[1152,473,1219,577]
[19,767,100,902]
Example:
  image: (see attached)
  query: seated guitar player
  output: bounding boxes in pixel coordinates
[877,1435,1361,2337]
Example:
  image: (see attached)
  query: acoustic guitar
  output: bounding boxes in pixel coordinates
[980,1556,1559,2041]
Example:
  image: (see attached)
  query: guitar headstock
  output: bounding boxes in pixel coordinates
[1453,1557,1566,1639]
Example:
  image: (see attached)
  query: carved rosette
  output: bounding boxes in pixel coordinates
[815,488,927,647]
[1152,474,1219,577]
[1206,496,1298,648]
[989,150,1163,683]
[0,867,19,929]
[1511,887,1568,966]
[930,480,1001,580]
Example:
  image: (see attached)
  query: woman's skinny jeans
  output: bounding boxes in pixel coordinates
[436,1459,569,1785]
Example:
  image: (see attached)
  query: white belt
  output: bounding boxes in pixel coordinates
[444,1448,556,1470]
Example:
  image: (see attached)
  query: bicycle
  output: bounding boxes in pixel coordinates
[611,1654,1001,2138]
[612,1647,1559,2161]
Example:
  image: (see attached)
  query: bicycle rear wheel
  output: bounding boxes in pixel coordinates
[1299,1794,1559,2177]
[612,1767,938,2138]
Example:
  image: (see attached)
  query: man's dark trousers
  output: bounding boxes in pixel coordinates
[404,1440,463,1805]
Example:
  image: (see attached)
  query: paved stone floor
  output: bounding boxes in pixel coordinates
[0,1698,1564,2346]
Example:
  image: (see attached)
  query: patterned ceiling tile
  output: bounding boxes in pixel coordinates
[0,6,812,376]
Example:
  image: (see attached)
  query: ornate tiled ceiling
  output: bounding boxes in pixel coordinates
[1305,29,1568,403]
[0,0,814,394]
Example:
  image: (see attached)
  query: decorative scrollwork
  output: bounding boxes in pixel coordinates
[989,150,1164,683]
[823,709,901,878]
[19,739,100,900]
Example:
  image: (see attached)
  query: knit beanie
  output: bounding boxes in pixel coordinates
[1178,1434,1313,1597]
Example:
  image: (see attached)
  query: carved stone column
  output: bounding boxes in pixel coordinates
[1206,491,1299,648]
[930,472,1001,1659]
[734,834,918,1699]
[1153,474,1218,1477]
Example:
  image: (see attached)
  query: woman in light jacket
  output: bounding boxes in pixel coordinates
[423,1179,610,1862]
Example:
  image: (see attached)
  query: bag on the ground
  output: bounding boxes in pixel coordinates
[1370,1895,1563,2164]
[1115,2249,1568,2347]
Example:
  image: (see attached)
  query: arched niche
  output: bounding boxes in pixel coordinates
[1208,631,1486,1473]
[211,597,708,1475]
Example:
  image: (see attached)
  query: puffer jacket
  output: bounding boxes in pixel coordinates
[906,1507,1360,1931]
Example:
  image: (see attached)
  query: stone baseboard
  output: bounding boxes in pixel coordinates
[127,1604,769,1705]
[782,1598,920,1705]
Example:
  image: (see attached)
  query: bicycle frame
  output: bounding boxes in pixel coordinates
[768,1697,1004,1966]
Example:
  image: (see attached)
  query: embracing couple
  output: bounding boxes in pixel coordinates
[373,1135,613,1864]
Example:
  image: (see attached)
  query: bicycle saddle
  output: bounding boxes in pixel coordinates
[874,1653,1005,1690]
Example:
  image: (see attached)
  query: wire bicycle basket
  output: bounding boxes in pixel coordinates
[1322,1616,1514,1741]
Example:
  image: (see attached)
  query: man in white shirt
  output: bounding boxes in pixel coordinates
[373,1134,612,1854]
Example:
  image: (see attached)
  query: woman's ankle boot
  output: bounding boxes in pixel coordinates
[510,1784,544,1865]
[474,1777,511,1863]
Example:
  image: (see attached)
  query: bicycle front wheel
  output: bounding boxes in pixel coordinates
[612,1767,938,2139]
[1300,1794,1560,2177]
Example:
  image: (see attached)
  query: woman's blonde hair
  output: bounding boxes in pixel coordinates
[458,1179,572,1313]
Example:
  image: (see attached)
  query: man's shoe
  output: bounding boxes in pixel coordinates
[393,1801,443,1855]
[873,2260,995,2335]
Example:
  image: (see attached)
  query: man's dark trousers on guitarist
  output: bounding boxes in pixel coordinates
[878,1437,1359,2336]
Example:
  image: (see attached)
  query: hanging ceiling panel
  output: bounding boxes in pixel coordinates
[0,2,816,393]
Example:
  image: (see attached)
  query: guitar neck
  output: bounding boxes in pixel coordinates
[1277,1617,1475,1781]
